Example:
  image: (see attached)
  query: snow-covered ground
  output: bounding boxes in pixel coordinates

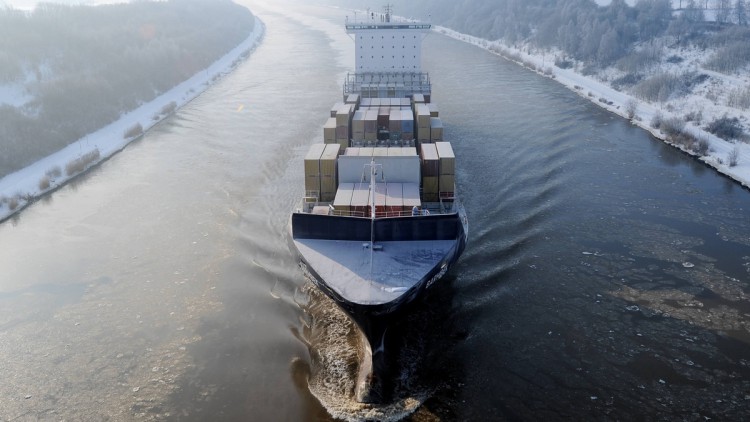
[0,16,265,223]
[435,26,750,190]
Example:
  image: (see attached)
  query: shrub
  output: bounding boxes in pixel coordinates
[8,196,19,211]
[161,101,177,115]
[666,55,684,64]
[616,46,661,73]
[581,64,598,76]
[651,111,663,129]
[632,72,681,102]
[124,123,144,139]
[706,115,743,141]
[626,99,638,120]
[611,73,642,90]
[65,149,101,176]
[554,58,573,69]
[727,87,750,110]
[684,109,703,124]
[46,166,62,178]
[696,136,710,156]
[705,41,750,74]
[728,146,740,167]
[661,117,686,137]
[39,176,50,190]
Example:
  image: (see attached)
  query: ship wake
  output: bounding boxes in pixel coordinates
[293,282,433,422]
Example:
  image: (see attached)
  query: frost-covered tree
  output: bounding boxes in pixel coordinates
[683,0,705,22]
[717,0,732,23]
[736,0,748,25]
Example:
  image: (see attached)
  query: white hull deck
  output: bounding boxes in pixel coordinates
[293,238,455,305]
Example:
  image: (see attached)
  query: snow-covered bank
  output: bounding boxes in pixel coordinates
[0,15,265,223]
[436,26,750,190]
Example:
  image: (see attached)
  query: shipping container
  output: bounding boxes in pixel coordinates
[435,141,455,175]
[420,143,439,177]
[428,103,439,117]
[345,93,360,105]
[360,98,372,108]
[330,102,344,118]
[416,103,431,129]
[378,107,390,127]
[402,183,421,210]
[352,110,366,134]
[335,125,349,141]
[338,154,420,184]
[385,183,404,213]
[304,144,326,177]
[351,183,371,216]
[365,109,378,134]
[323,117,337,143]
[401,109,414,133]
[400,98,411,107]
[373,183,387,214]
[304,144,326,196]
[387,147,402,157]
[321,144,340,175]
[439,174,455,195]
[422,176,439,202]
[332,183,354,213]
[336,103,354,126]
[373,147,388,157]
[402,147,418,156]
[389,109,402,133]
[345,147,359,156]
[430,117,443,142]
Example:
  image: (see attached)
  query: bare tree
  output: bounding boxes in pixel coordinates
[626,98,639,120]
[736,0,748,25]
[717,0,732,23]
[728,146,740,166]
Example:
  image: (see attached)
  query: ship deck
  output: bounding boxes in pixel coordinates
[293,238,454,305]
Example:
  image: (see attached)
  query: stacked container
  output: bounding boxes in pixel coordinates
[385,183,404,214]
[345,93,360,107]
[332,182,354,214]
[365,109,378,141]
[416,103,432,142]
[420,143,439,202]
[435,141,456,199]
[378,106,390,129]
[319,144,341,202]
[335,103,354,148]
[352,110,366,142]
[401,109,414,140]
[304,144,327,199]
[402,183,421,212]
[389,109,402,138]
[351,183,371,216]
[427,103,439,117]
[323,117,337,143]
[430,117,443,142]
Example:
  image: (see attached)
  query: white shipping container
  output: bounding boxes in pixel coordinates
[337,155,420,184]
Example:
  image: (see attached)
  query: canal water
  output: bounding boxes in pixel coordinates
[1,1,749,420]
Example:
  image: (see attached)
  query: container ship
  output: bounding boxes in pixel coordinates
[289,7,468,403]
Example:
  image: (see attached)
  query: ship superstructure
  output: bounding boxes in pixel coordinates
[289,7,467,403]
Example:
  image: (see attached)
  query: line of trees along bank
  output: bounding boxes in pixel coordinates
[0,0,254,177]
